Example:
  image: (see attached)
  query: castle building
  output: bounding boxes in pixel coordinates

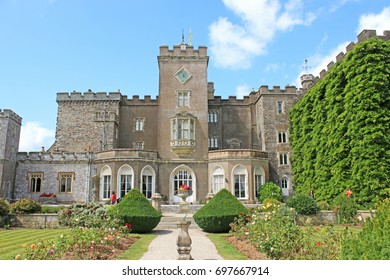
[1,30,385,204]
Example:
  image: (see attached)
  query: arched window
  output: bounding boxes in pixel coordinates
[100,166,112,200]
[254,166,265,199]
[281,177,289,196]
[232,165,247,199]
[212,166,224,194]
[117,165,134,198]
[141,166,155,199]
[173,169,193,195]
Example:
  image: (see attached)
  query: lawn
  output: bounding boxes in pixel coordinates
[0,228,68,260]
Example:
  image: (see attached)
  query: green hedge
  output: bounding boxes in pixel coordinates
[259,182,282,202]
[0,198,10,216]
[109,188,161,233]
[193,189,248,233]
[10,198,41,214]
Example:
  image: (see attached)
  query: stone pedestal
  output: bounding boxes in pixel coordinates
[151,193,162,212]
[176,221,192,260]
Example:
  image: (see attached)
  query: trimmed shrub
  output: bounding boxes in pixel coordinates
[58,203,120,228]
[317,201,330,211]
[341,199,390,259]
[109,188,161,233]
[10,198,41,214]
[193,189,248,233]
[40,205,66,214]
[0,198,10,216]
[259,182,282,202]
[286,193,319,215]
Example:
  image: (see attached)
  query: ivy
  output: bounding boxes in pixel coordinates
[290,38,390,207]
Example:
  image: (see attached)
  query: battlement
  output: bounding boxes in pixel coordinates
[317,29,389,80]
[124,95,158,105]
[159,45,208,58]
[17,151,95,162]
[0,109,22,124]
[258,85,298,94]
[57,90,122,102]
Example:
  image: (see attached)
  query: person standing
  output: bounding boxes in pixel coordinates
[110,191,117,204]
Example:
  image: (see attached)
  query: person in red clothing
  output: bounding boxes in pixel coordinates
[110,191,117,204]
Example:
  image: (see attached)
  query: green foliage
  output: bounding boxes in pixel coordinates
[317,201,330,211]
[0,198,10,216]
[58,203,120,229]
[341,199,390,259]
[231,205,346,260]
[259,182,282,202]
[40,206,66,214]
[109,188,161,233]
[193,189,248,233]
[290,38,390,205]
[332,194,358,224]
[286,193,319,215]
[10,198,41,214]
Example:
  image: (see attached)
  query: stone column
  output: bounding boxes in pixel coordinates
[176,221,192,260]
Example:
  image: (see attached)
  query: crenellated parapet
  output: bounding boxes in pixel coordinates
[17,151,95,162]
[159,44,208,58]
[0,109,22,125]
[124,95,158,105]
[315,29,389,80]
[56,90,122,102]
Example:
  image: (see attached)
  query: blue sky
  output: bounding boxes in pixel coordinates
[1,0,389,151]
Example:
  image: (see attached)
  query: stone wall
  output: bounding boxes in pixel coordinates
[8,213,60,228]
[15,152,95,203]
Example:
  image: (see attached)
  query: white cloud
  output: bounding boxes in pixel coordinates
[19,122,55,152]
[294,42,349,87]
[357,7,390,35]
[209,0,316,69]
[235,83,250,99]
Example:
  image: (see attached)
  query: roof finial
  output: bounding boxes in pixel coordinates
[303,59,311,73]
[182,29,185,43]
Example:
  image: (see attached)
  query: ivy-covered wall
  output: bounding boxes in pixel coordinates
[290,38,390,207]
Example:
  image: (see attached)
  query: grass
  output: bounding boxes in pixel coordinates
[207,233,247,260]
[117,233,157,260]
[0,228,68,260]
[0,228,156,260]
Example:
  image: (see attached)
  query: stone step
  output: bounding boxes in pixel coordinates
[155,214,201,230]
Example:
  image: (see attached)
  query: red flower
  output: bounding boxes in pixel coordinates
[315,227,320,231]
[316,242,321,246]
[179,184,191,190]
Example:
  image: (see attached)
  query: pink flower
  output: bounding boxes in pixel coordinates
[316,242,321,246]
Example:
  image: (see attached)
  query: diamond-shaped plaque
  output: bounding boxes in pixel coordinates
[175,68,192,84]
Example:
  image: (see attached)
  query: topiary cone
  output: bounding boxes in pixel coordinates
[110,188,162,233]
[193,189,248,233]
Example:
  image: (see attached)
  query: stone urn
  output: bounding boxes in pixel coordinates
[178,189,193,202]
[177,190,192,213]
[176,220,192,260]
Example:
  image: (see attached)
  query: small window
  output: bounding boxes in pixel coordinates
[277,101,283,114]
[279,153,288,165]
[208,111,218,123]
[28,173,43,193]
[133,141,144,150]
[208,136,218,148]
[177,91,190,107]
[59,173,74,193]
[135,118,145,131]
[278,132,288,143]
[281,178,288,189]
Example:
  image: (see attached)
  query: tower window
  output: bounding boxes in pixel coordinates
[177,91,190,107]
[279,153,288,165]
[135,118,145,131]
[208,111,218,123]
[277,101,283,114]
[278,132,288,143]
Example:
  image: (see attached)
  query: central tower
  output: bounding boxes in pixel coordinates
[157,41,209,160]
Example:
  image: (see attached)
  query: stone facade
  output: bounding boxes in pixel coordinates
[2,30,387,204]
